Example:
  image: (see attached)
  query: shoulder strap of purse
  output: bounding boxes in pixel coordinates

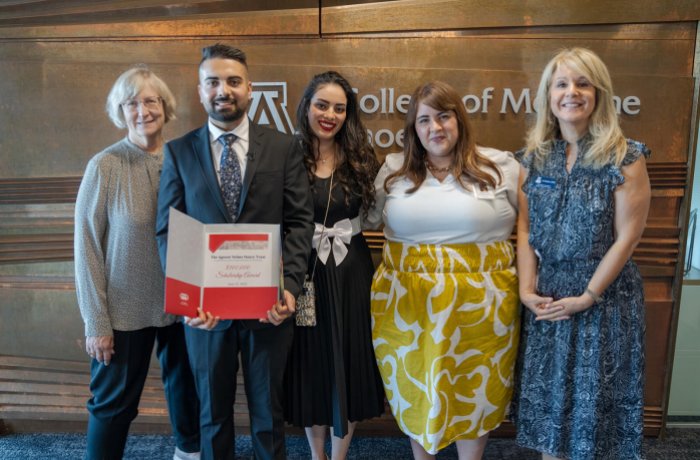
[309,169,334,279]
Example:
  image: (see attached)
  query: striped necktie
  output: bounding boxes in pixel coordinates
[218,133,242,221]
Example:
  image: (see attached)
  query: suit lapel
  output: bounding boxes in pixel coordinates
[239,122,262,216]
[192,125,230,221]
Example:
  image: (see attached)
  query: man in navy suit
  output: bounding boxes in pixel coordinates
[156,44,313,460]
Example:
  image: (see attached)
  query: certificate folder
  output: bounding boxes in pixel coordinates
[164,208,281,319]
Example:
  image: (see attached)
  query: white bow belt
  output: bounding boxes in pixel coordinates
[312,216,361,265]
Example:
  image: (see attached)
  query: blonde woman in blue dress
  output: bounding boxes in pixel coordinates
[513,47,650,460]
[366,81,520,459]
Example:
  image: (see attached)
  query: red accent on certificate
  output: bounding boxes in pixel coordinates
[203,287,278,317]
[208,233,269,252]
[164,278,201,317]
[164,208,281,319]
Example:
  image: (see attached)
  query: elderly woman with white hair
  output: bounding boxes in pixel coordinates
[74,66,200,460]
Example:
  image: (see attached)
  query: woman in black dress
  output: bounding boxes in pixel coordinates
[285,71,385,459]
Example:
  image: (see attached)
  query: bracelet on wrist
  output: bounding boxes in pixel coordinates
[585,288,602,303]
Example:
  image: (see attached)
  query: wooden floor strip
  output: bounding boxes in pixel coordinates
[0,355,663,436]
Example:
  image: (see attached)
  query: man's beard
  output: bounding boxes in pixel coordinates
[208,97,247,123]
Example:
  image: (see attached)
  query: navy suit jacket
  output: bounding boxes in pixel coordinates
[156,122,314,330]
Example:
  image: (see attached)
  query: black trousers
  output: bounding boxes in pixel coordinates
[85,322,200,460]
[184,320,294,460]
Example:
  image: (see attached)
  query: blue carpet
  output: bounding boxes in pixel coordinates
[1,430,699,459]
[0,433,520,459]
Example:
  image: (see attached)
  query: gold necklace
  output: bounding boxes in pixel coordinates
[425,161,451,173]
[317,144,337,165]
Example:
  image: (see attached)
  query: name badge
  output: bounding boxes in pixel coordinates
[532,176,556,189]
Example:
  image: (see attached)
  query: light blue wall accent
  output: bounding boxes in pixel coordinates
[669,284,700,416]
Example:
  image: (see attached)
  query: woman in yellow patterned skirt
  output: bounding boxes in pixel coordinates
[364,81,520,459]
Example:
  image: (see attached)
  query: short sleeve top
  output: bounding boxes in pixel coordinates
[518,137,650,265]
[365,146,519,244]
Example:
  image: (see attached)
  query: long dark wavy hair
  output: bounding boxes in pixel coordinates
[296,71,379,218]
[385,80,501,193]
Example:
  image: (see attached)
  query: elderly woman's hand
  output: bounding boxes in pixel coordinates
[86,335,115,365]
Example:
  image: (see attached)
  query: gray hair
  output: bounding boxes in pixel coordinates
[105,66,176,129]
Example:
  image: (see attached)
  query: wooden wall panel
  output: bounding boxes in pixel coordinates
[0,178,80,205]
[323,0,700,34]
[0,27,694,176]
[0,12,319,40]
[0,0,316,26]
[645,300,675,407]
[0,0,318,37]
[227,26,695,75]
[0,0,696,438]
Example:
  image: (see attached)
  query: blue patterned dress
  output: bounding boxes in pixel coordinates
[513,138,649,460]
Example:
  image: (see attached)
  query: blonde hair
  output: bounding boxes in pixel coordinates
[105,65,176,129]
[525,47,627,168]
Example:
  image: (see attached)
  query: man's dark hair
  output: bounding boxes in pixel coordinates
[200,43,247,68]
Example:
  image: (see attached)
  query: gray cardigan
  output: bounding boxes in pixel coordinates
[74,138,175,337]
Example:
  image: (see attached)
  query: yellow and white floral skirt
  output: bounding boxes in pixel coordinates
[370,240,520,454]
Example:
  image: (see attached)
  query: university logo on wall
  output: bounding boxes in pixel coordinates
[249,82,294,134]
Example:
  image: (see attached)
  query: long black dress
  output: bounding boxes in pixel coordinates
[284,176,385,437]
